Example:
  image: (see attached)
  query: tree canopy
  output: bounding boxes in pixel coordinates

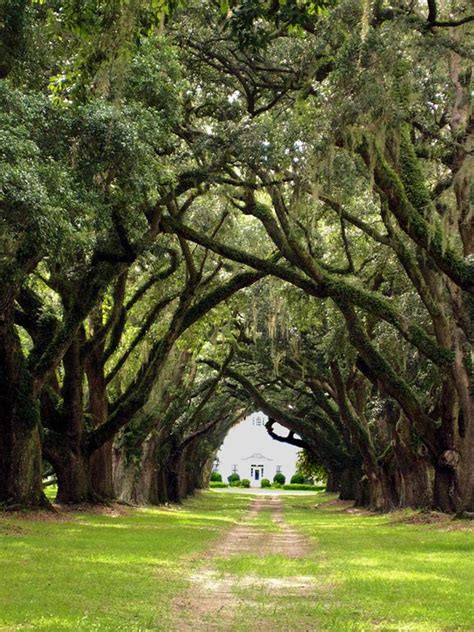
[0,0,472,513]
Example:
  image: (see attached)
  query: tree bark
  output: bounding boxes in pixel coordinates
[86,335,114,500]
[0,317,45,506]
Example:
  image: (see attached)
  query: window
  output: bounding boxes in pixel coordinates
[276,465,282,473]
[252,412,267,426]
[232,465,238,473]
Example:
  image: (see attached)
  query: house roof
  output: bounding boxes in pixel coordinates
[242,452,273,461]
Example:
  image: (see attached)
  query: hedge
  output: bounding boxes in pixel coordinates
[209,481,228,488]
[282,484,325,491]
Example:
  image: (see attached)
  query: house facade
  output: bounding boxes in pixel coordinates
[215,411,300,486]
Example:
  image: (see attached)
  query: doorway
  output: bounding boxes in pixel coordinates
[250,464,264,483]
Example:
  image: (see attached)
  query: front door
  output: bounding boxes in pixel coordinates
[251,464,264,483]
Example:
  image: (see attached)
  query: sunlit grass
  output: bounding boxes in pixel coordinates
[214,553,321,578]
[0,493,250,631]
[1,491,472,631]
[274,494,474,631]
[43,484,57,501]
[213,492,473,631]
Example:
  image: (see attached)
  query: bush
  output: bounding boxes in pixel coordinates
[229,481,241,487]
[209,481,228,488]
[227,472,240,484]
[272,482,282,489]
[210,472,222,482]
[282,483,325,491]
[273,472,286,485]
[240,479,251,488]
[261,478,271,488]
[290,473,305,484]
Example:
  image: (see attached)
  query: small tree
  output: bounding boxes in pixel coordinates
[295,451,327,484]
[210,471,222,482]
[227,472,240,484]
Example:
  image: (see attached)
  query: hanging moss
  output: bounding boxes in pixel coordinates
[372,138,474,292]
[325,277,454,368]
[398,125,432,217]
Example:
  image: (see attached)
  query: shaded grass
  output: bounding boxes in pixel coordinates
[1,491,473,631]
[208,493,473,631]
[0,493,250,631]
[274,494,474,631]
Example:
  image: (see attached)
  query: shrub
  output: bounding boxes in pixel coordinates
[227,472,240,484]
[272,482,282,489]
[209,481,228,488]
[240,479,251,488]
[210,472,222,482]
[229,481,241,487]
[273,472,286,485]
[290,473,305,484]
[261,478,271,488]
[282,483,325,491]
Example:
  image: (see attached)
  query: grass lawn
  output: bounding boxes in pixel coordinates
[1,491,473,631]
[284,494,473,631]
[0,493,250,631]
[225,494,474,631]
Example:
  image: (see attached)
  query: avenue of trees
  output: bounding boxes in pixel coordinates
[0,0,472,513]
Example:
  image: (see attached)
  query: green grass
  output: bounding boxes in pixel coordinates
[291,495,474,632]
[1,492,473,631]
[205,493,473,631]
[43,484,58,501]
[282,483,325,491]
[0,493,250,631]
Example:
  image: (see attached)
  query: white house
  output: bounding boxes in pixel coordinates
[215,411,299,486]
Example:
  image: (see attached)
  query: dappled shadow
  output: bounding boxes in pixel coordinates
[171,495,317,631]
[0,493,251,631]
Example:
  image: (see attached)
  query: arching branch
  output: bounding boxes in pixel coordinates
[265,419,309,450]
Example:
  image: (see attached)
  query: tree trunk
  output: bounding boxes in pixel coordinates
[165,450,186,503]
[89,442,114,500]
[388,413,434,509]
[365,464,398,512]
[53,449,91,504]
[86,341,114,501]
[114,439,152,504]
[338,467,361,501]
[0,318,44,506]
[183,442,206,497]
[432,370,473,513]
[46,336,93,504]
[0,419,44,507]
[326,470,341,493]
